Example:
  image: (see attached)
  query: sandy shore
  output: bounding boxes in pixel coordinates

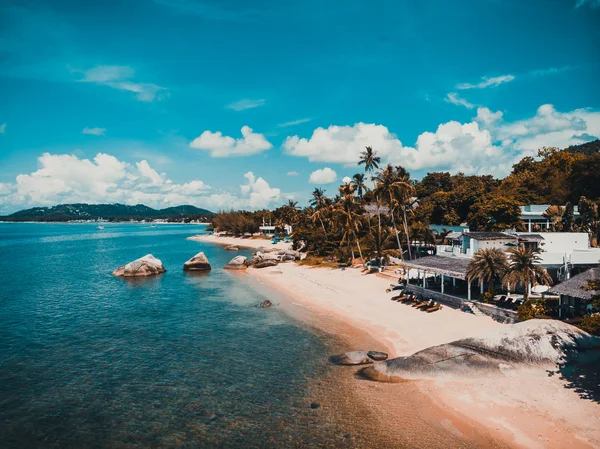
[196,234,600,448]
[187,233,293,250]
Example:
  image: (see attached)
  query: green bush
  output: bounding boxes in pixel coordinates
[579,314,600,336]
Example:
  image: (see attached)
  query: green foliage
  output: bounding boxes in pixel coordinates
[517,299,547,321]
[467,248,509,293]
[579,314,600,336]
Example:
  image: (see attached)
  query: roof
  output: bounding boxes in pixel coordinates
[517,233,544,243]
[446,231,462,240]
[548,268,600,300]
[399,255,470,279]
[464,232,518,241]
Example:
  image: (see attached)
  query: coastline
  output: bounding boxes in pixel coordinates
[198,234,600,448]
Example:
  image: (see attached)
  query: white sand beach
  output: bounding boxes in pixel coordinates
[194,234,600,448]
[187,233,293,250]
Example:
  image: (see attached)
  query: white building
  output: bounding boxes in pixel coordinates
[519,204,580,232]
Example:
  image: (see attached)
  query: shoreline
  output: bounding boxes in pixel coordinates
[198,234,600,448]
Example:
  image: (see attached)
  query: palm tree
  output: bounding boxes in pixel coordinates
[309,188,328,233]
[358,146,381,174]
[373,165,416,259]
[286,199,299,210]
[335,194,364,262]
[502,247,552,299]
[351,173,368,199]
[466,248,509,294]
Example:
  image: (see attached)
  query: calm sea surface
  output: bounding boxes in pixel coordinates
[0,223,350,448]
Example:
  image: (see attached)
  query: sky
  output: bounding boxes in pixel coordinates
[0,0,599,214]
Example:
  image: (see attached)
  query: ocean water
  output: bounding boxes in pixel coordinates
[0,223,353,448]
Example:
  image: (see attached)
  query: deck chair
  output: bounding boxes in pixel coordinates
[425,302,442,313]
[416,299,435,310]
[411,298,428,307]
[400,293,415,303]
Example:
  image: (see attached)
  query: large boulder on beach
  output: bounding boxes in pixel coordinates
[367,351,388,361]
[362,320,600,382]
[183,252,211,271]
[331,351,374,366]
[253,260,279,269]
[224,255,247,270]
[224,245,239,251]
[112,254,166,277]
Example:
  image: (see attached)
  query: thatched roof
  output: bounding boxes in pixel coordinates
[548,268,600,300]
[400,255,470,279]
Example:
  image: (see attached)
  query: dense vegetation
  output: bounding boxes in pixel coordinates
[212,141,600,262]
[1,203,214,222]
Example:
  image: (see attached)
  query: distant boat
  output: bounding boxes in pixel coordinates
[150,224,157,228]
[96,225,105,230]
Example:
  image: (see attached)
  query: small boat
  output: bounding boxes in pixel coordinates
[96,225,105,230]
[150,224,157,228]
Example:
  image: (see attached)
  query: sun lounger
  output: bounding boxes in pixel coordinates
[411,299,428,307]
[426,303,442,313]
[400,293,415,303]
[416,299,435,310]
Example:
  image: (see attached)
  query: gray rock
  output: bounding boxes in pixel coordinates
[224,245,239,251]
[224,255,247,270]
[112,254,166,277]
[258,300,273,308]
[183,252,211,271]
[367,351,388,361]
[254,260,279,269]
[331,350,373,366]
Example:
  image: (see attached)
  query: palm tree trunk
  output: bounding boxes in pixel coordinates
[352,230,364,262]
[319,217,326,233]
[402,206,412,260]
[390,211,404,261]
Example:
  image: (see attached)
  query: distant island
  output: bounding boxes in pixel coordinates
[0,203,214,223]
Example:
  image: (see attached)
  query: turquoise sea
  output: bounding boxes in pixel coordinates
[0,223,360,448]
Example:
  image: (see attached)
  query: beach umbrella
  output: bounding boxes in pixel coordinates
[531,284,550,293]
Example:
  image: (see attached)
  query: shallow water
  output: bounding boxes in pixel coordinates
[0,223,358,448]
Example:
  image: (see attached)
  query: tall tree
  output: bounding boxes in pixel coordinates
[351,173,368,199]
[358,146,381,174]
[503,247,552,299]
[467,248,509,294]
[335,193,364,262]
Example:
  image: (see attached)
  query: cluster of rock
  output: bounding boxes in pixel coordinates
[183,252,212,272]
[361,319,600,382]
[224,255,248,270]
[224,245,239,251]
[247,249,303,269]
[112,254,167,277]
[330,350,389,365]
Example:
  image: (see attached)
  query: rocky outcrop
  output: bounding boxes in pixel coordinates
[367,351,388,361]
[224,255,248,270]
[331,351,374,366]
[224,245,239,251]
[258,300,273,308]
[362,320,600,382]
[253,260,279,269]
[183,252,212,271]
[112,254,166,277]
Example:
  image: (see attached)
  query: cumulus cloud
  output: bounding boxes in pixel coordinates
[226,99,266,111]
[283,123,405,165]
[0,122,5,134]
[286,104,600,177]
[82,127,106,136]
[457,75,515,90]
[0,152,284,214]
[309,167,337,184]
[445,92,474,109]
[278,118,312,127]
[342,176,352,184]
[77,65,168,102]
[189,126,272,157]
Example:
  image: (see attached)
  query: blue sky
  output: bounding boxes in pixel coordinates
[0,0,599,213]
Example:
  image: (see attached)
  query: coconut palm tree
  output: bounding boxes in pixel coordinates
[351,173,368,199]
[502,247,552,298]
[335,193,364,262]
[373,165,416,259]
[467,248,509,294]
[358,146,381,174]
[309,188,328,233]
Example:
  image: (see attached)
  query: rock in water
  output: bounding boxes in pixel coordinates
[367,351,388,361]
[362,319,600,382]
[258,300,273,308]
[331,351,373,366]
[112,254,166,277]
[224,245,239,251]
[183,252,212,271]
[224,255,248,270]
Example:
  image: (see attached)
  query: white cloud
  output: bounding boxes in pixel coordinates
[286,104,600,177]
[77,65,167,102]
[82,127,106,136]
[278,118,312,127]
[445,92,474,109]
[226,99,266,111]
[342,176,352,184]
[283,122,405,165]
[309,167,337,184]
[286,171,299,176]
[0,152,287,214]
[189,125,272,157]
[0,123,5,134]
[457,74,515,90]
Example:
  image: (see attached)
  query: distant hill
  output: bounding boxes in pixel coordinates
[565,139,600,157]
[0,203,214,222]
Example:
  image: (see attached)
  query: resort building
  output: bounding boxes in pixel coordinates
[548,268,600,318]
[519,204,580,232]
